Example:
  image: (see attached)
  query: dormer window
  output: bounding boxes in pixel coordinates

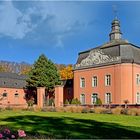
[3,93,7,97]
[15,93,19,97]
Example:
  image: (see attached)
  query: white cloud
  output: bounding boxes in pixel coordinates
[0,1,98,46]
[0,1,36,39]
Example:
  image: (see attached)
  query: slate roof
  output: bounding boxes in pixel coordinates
[0,72,27,88]
[74,39,140,70]
[74,18,140,70]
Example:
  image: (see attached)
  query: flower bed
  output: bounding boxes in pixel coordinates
[0,127,26,139]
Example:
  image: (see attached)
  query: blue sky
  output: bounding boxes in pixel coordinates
[0,1,140,65]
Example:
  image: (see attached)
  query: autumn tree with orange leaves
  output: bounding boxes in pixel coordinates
[59,65,73,80]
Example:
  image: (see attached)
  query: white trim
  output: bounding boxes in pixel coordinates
[92,76,98,87]
[80,93,86,104]
[91,93,98,104]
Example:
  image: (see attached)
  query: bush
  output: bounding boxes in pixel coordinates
[55,107,65,112]
[64,106,83,113]
[41,107,56,112]
[48,98,55,106]
[71,98,81,105]
[81,107,90,113]
[27,98,34,107]
[0,127,26,139]
[102,109,112,114]
[121,108,128,115]
[64,99,69,105]
[89,108,95,113]
[96,98,102,105]
[94,107,107,114]
[112,107,122,115]
[127,108,140,116]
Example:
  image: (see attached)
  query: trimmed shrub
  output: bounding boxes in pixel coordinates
[55,107,65,112]
[71,98,81,105]
[65,106,83,113]
[96,98,102,105]
[94,107,107,114]
[81,107,90,113]
[121,108,128,115]
[41,107,56,112]
[48,98,55,106]
[127,108,140,116]
[89,108,95,113]
[112,107,122,115]
[64,99,69,105]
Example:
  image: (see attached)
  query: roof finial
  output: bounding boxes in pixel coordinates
[112,5,118,19]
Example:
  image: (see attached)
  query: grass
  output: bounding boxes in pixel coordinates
[0,110,140,139]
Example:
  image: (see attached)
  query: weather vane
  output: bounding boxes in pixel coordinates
[112,5,118,19]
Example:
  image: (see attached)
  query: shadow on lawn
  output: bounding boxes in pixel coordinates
[1,115,140,139]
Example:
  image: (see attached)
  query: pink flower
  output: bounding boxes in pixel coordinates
[0,133,3,138]
[4,128,10,134]
[18,130,26,137]
[11,135,15,139]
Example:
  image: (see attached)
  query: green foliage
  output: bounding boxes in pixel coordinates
[64,99,69,105]
[71,98,81,105]
[95,98,102,105]
[0,65,6,72]
[0,111,140,139]
[48,98,55,106]
[26,54,60,92]
[27,98,35,107]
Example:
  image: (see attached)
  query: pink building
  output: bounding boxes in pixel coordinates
[1,18,140,108]
[0,72,27,107]
[73,18,140,105]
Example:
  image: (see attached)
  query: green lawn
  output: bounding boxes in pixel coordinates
[0,110,140,139]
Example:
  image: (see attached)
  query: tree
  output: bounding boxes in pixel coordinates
[26,54,60,92]
[60,64,73,80]
[20,65,32,75]
[96,98,102,105]
[0,65,6,72]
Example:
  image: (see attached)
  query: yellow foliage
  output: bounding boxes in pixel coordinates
[60,65,73,80]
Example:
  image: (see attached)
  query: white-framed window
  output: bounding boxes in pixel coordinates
[91,93,98,104]
[105,93,111,104]
[136,92,140,104]
[92,76,97,87]
[80,94,85,104]
[80,78,85,88]
[105,75,111,86]
[136,74,140,85]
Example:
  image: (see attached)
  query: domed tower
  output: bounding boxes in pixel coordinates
[109,19,122,41]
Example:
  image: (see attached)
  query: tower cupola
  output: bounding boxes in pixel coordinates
[109,19,122,41]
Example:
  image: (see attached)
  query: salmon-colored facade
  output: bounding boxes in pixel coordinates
[73,63,140,105]
[1,18,140,107]
[0,87,27,106]
[73,18,140,105]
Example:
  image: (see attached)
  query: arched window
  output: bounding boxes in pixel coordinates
[136,92,140,104]
[105,93,111,104]
[92,76,97,87]
[80,94,85,104]
[91,93,98,104]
